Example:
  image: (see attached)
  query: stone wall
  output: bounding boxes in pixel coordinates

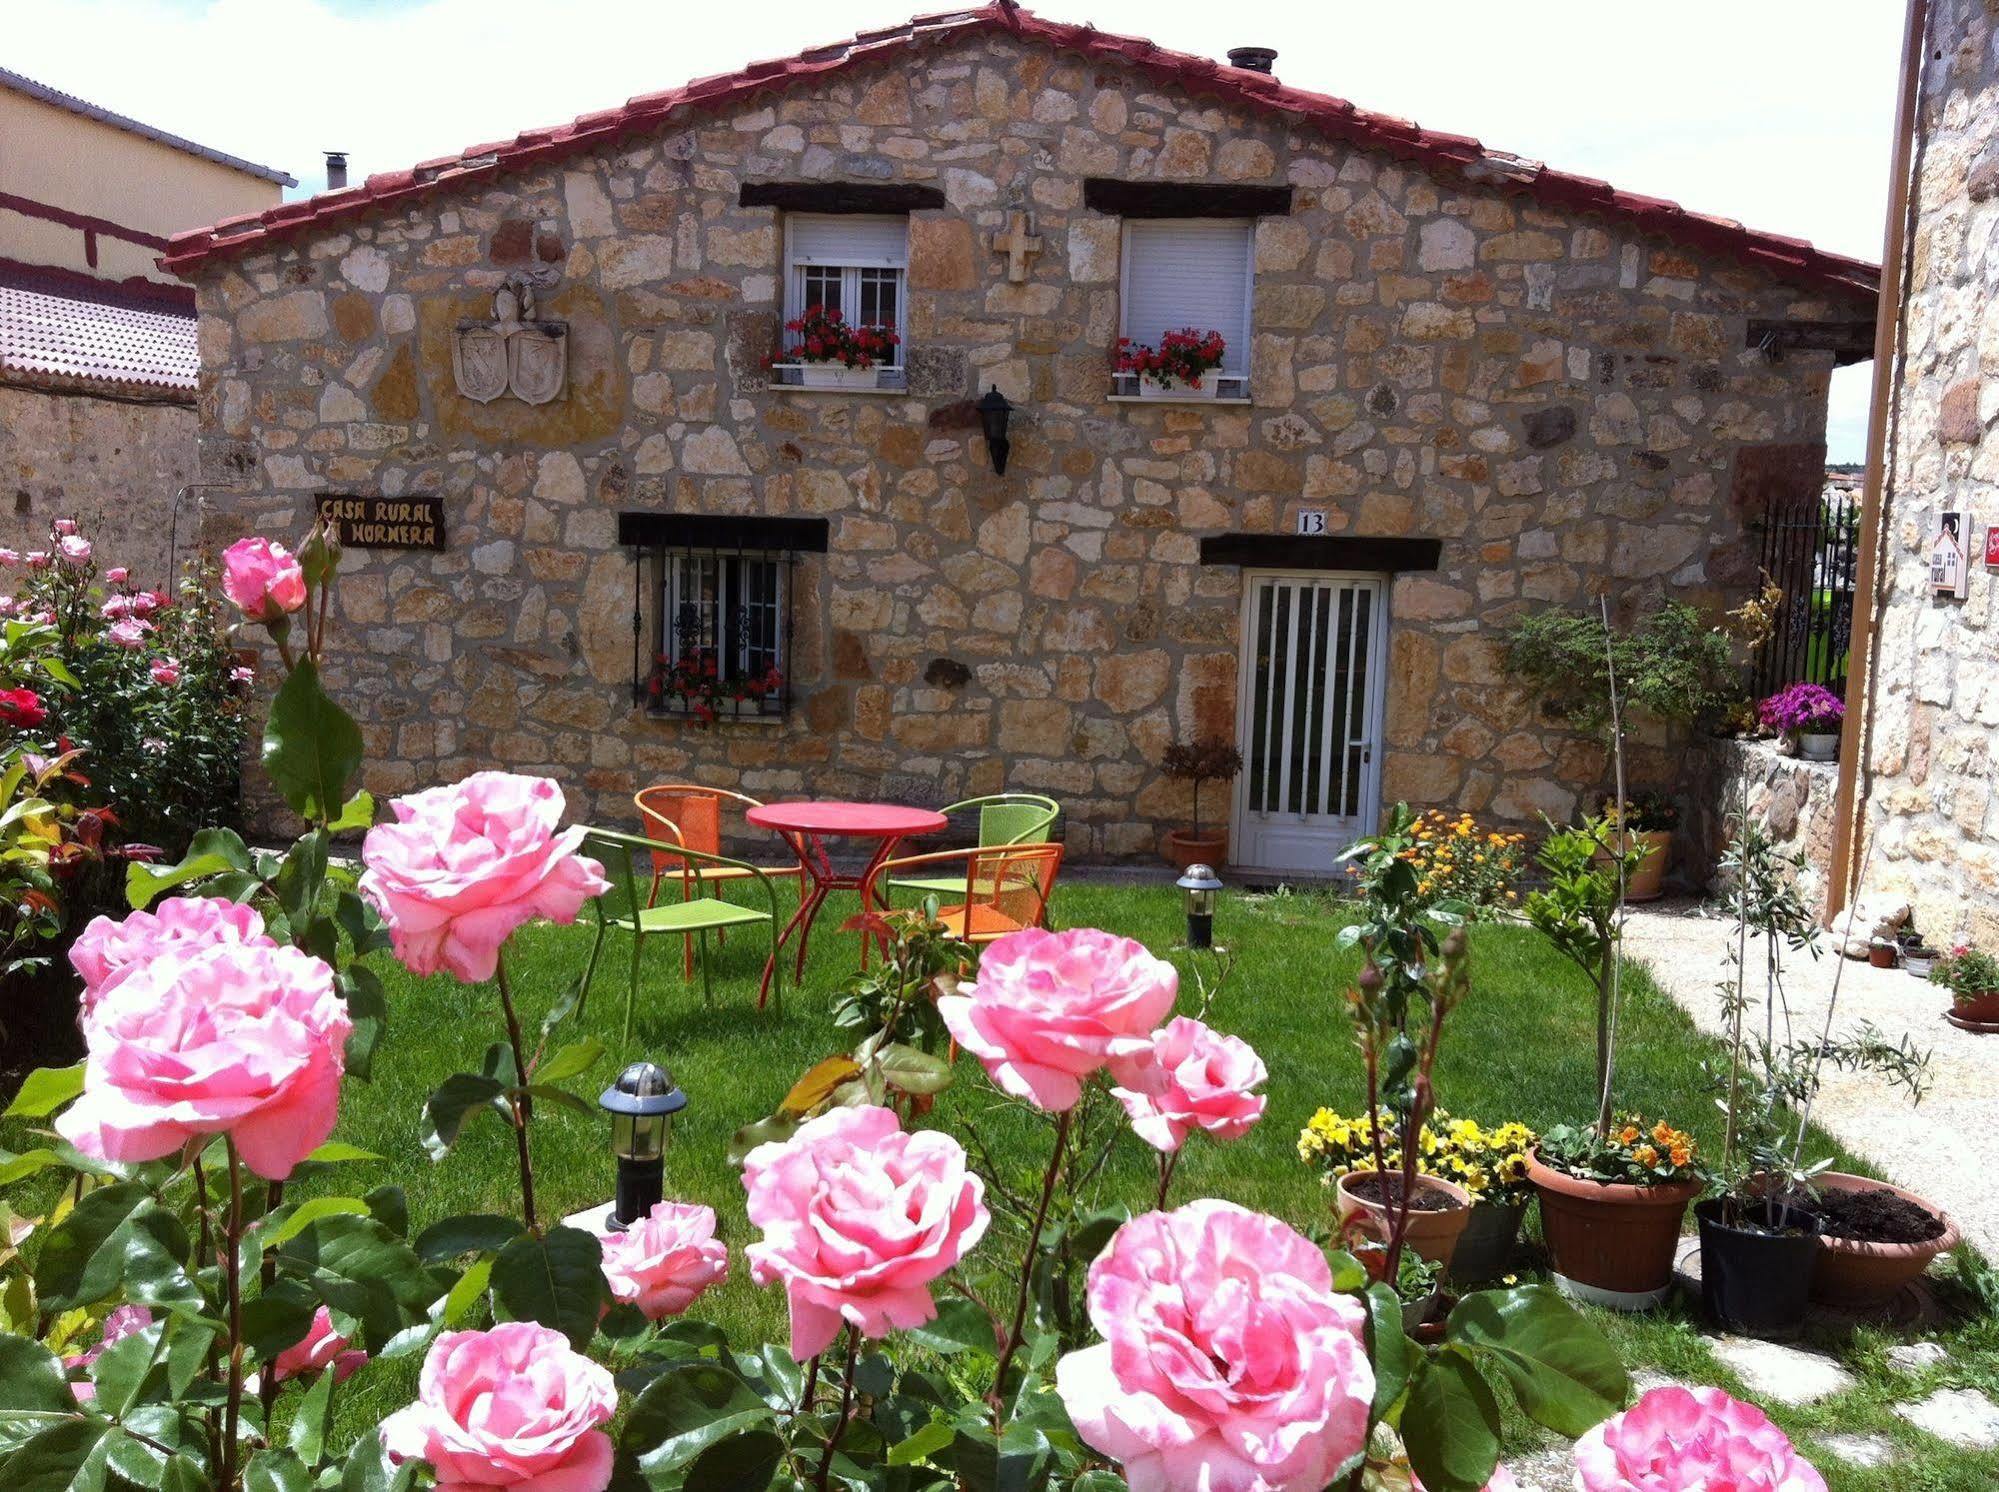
[187,30,1860,857]
[1689,737,1839,909]
[0,382,195,587]
[1856,0,1999,946]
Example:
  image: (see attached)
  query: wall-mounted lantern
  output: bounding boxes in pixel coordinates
[1176,863,1224,950]
[598,1060,687,1228]
[977,385,1013,476]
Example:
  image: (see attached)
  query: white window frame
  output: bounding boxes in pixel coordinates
[1113,217,1255,403]
[773,213,908,392]
[655,549,789,721]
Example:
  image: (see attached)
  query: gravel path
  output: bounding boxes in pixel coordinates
[1622,900,1995,1259]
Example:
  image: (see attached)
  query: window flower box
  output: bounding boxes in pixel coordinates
[1136,377,1218,400]
[797,363,882,391]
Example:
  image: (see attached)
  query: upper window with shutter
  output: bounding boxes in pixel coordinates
[1116,218,1254,402]
[774,213,907,392]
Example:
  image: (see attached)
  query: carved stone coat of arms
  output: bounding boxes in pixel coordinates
[452,280,567,405]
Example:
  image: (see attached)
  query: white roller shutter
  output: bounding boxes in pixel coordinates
[786,214,907,266]
[1120,219,1253,374]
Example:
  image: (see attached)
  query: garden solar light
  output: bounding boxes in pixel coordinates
[1176,863,1223,950]
[598,1060,687,1228]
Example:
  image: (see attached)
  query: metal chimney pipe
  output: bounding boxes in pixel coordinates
[1226,46,1277,75]
[324,151,348,190]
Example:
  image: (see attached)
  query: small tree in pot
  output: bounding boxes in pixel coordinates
[1159,737,1242,869]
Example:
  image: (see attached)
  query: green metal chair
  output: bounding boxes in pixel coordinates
[578,826,783,1040]
[885,794,1060,902]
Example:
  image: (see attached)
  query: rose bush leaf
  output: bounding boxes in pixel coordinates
[3,1064,83,1119]
[35,1183,197,1313]
[871,1043,955,1097]
[262,658,364,823]
[0,1150,67,1188]
[239,1285,320,1364]
[257,1197,372,1252]
[413,1213,522,1263]
[123,827,254,910]
[339,965,388,1081]
[953,1422,1054,1492]
[490,1226,604,1350]
[278,1214,435,1350]
[0,1419,104,1492]
[1402,1350,1502,1492]
[905,1297,998,1357]
[85,1318,168,1419]
[0,1335,77,1436]
[1363,1281,1417,1423]
[680,1428,786,1492]
[288,1364,337,1469]
[619,1360,774,1480]
[246,1446,313,1492]
[1443,1284,1628,1435]
[419,1074,509,1160]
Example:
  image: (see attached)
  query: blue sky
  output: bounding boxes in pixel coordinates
[10,0,1898,455]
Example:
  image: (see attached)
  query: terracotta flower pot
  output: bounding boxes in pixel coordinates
[1336,1170,1474,1267]
[1808,1172,1960,1307]
[1950,989,1999,1025]
[1596,830,1671,902]
[1163,828,1227,871]
[1527,1152,1702,1311]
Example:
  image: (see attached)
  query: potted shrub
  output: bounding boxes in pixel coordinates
[1900,924,1942,979]
[1757,681,1844,762]
[1598,792,1678,902]
[779,304,899,389]
[1115,327,1227,399]
[1933,944,1999,1029]
[1393,808,1529,918]
[1159,737,1242,869]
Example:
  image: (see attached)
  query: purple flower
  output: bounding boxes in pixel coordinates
[1758,682,1843,734]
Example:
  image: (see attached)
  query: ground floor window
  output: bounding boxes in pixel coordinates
[649,550,790,722]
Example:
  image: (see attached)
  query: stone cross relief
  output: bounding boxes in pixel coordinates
[451,277,569,406]
[988,210,1043,283]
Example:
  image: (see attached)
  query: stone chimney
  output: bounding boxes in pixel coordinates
[1226,46,1277,76]
[324,151,348,191]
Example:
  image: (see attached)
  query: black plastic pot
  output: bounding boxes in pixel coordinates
[1696,1198,1822,1339]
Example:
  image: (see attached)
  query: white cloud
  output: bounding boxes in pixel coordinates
[9,0,1895,454]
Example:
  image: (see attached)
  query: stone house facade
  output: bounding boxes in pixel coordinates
[166,6,1876,871]
[1845,0,1999,945]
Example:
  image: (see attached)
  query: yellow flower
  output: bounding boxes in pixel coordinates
[1634,1145,1658,1167]
[1669,1146,1692,1168]
[1618,1125,1640,1145]
[1651,1121,1673,1145]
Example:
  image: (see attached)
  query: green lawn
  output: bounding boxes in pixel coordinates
[281,878,1999,1488]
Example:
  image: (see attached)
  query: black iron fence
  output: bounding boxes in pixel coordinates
[1751,486,1859,697]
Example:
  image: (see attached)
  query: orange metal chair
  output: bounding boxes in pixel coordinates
[634,785,803,977]
[861,842,1064,948]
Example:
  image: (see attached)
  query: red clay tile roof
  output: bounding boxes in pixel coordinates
[160,4,1877,301]
[0,280,197,395]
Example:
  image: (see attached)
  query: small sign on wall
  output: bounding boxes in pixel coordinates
[1985,524,1999,570]
[318,495,446,551]
[1296,509,1328,536]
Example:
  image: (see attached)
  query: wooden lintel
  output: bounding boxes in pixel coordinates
[1747,319,1876,367]
[1083,178,1294,219]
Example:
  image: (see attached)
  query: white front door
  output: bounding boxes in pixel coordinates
[1230,572,1388,876]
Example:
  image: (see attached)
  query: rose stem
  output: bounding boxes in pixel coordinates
[797,1353,820,1416]
[494,953,539,1233]
[220,1140,246,1492]
[1154,1150,1180,1211]
[991,1107,1072,1429]
[191,1150,222,1469]
[814,1328,860,1492]
[257,1179,284,1425]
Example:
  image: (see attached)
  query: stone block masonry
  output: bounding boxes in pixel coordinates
[186,29,1861,860]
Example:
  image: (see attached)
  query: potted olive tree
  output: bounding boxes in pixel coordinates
[1159,737,1243,870]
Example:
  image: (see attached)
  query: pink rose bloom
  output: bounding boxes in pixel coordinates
[939,927,1178,1111]
[26,551,51,569]
[131,590,165,617]
[1108,1016,1268,1153]
[65,1305,154,1402]
[106,617,151,649]
[1055,1200,1373,1492]
[101,595,134,620]
[150,657,181,685]
[57,942,350,1182]
[70,895,274,1011]
[743,1104,988,1360]
[231,664,255,683]
[360,772,609,983]
[1574,1387,1825,1492]
[0,596,14,616]
[0,548,18,566]
[53,519,77,536]
[57,535,92,564]
[380,1323,616,1492]
[273,1306,367,1383]
[221,536,307,622]
[105,566,129,584]
[600,1202,729,1320]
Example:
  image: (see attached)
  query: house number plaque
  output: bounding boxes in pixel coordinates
[318,494,446,551]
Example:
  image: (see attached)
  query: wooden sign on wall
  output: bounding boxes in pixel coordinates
[317,495,445,551]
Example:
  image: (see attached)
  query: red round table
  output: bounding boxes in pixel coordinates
[745,800,949,1004]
